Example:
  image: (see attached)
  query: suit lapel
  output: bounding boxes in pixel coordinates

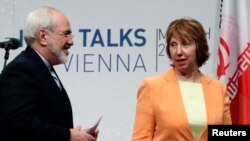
[25,46,73,126]
[200,73,214,125]
[163,69,217,140]
[199,72,216,139]
[25,46,64,95]
[162,69,194,140]
[52,69,73,126]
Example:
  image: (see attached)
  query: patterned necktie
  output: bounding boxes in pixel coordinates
[50,67,62,91]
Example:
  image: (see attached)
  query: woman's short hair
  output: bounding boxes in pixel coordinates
[165,18,210,67]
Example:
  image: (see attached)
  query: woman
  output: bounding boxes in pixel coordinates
[131,18,231,141]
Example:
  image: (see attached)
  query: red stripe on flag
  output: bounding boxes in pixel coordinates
[230,67,250,124]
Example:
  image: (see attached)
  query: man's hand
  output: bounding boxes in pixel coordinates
[70,125,98,141]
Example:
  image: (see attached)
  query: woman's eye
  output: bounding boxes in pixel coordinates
[170,43,177,47]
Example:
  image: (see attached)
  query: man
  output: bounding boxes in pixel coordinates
[0,6,98,141]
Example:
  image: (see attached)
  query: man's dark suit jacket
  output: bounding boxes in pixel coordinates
[0,46,73,141]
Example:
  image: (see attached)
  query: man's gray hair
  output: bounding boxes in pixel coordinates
[24,6,58,45]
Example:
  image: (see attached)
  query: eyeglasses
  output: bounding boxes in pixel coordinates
[49,31,74,39]
[43,29,74,40]
[55,31,74,39]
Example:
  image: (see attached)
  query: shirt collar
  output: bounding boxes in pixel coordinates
[33,49,51,70]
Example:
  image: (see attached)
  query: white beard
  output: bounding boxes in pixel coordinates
[49,44,68,64]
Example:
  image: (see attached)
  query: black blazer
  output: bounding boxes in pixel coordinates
[0,46,73,141]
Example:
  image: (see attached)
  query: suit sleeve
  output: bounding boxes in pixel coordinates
[132,79,155,141]
[0,63,70,141]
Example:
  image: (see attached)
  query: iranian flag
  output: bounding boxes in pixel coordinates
[217,0,250,124]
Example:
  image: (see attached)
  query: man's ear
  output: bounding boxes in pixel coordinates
[37,29,48,46]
